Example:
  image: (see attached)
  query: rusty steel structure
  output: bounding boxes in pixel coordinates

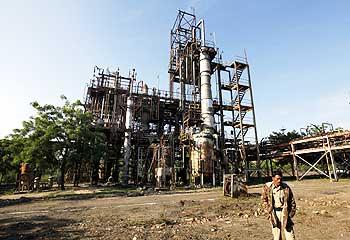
[261,130,350,181]
[84,10,261,187]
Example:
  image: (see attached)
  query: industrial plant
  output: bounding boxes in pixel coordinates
[2,6,350,240]
[84,10,260,188]
[84,10,350,189]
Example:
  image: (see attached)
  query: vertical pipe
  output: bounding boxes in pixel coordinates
[180,59,185,110]
[197,19,206,46]
[123,96,133,185]
[113,95,117,127]
[185,55,189,80]
[169,32,173,98]
[216,66,226,177]
[100,96,105,120]
[191,53,195,81]
[217,67,225,145]
[199,47,214,129]
[123,72,135,185]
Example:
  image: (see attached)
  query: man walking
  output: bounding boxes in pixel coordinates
[262,169,296,240]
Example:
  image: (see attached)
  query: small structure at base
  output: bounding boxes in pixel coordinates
[223,174,247,197]
[18,163,34,192]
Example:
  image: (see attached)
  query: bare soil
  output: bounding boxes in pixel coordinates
[1,179,350,239]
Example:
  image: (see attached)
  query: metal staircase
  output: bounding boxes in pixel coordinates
[215,57,261,181]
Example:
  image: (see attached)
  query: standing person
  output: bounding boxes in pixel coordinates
[261,169,296,240]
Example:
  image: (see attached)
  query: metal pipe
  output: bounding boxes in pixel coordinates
[179,59,185,110]
[216,67,225,155]
[122,71,135,185]
[200,47,214,129]
[100,96,105,120]
[123,96,133,185]
[197,19,206,46]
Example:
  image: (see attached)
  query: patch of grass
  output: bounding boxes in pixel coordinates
[2,189,15,195]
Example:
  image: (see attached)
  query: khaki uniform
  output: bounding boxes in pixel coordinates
[262,182,296,240]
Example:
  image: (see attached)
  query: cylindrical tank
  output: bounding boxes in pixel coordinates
[191,130,215,185]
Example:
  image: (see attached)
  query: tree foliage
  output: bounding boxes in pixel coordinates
[0,96,107,188]
[267,130,303,145]
[267,123,344,145]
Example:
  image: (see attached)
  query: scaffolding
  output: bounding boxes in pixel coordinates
[213,57,261,181]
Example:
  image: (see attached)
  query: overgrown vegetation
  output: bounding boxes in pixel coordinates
[0,96,107,189]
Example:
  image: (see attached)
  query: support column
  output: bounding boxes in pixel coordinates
[326,136,338,181]
[291,143,299,180]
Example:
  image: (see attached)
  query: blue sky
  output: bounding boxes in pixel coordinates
[0,0,349,139]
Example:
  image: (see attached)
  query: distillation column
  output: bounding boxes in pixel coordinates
[123,72,135,185]
[200,47,215,129]
[191,20,217,186]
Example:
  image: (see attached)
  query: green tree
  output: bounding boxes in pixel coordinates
[2,96,107,190]
[268,129,303,145]
[59,96,106,187]
[0,138,17,183]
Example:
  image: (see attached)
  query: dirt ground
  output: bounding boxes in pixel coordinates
[1,179,350,240]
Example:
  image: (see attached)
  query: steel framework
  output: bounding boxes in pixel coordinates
[213,57,261,181]
[83,10,261,186]
[261,131,350,181]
